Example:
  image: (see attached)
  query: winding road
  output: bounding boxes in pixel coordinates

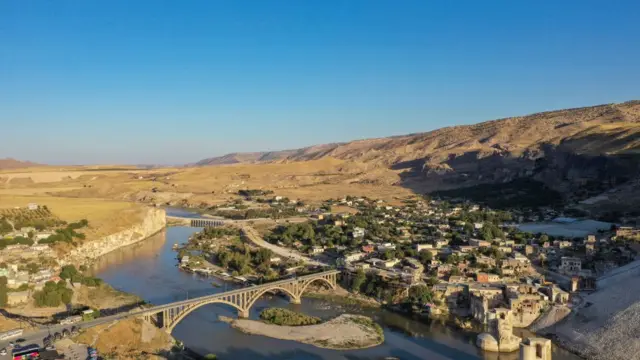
[237,224,328,267]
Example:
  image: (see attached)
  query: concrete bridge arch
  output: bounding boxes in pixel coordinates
[141,270,339,332]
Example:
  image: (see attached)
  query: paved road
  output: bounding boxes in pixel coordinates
[238,224,328,267]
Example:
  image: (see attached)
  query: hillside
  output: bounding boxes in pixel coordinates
[195,101,640,211]
[0,158,40,170]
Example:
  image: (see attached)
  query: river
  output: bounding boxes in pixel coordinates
[91,226,581,360]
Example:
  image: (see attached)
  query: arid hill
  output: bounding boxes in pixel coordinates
[196,101,640,213]
[0,158,40,170]
[3,101,639,217]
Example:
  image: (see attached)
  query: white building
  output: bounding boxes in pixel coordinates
[352,227,365,238]
[414,243,433,252]
[310,246,325,254]
[342,252,366,263]
[377,242,396,251]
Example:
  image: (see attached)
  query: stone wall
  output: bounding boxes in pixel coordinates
[66,207,166,264]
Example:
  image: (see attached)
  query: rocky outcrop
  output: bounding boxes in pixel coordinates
[66,207,166,264]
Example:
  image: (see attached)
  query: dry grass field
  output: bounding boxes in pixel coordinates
[0,194,146,238]
[0,159,411,244]
[1,158,411,210]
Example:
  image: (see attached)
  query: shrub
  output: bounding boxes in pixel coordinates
[259,308,321,326]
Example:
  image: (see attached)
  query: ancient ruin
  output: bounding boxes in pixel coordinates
[476,308,522,352]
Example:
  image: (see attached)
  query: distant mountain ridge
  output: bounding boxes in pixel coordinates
[195,100,640,167]
[194,100,640,205]
[0,158,41,170]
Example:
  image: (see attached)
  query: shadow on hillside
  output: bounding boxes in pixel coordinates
[392,139,640,210]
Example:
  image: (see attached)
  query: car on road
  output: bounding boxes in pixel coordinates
[0,348,6,355]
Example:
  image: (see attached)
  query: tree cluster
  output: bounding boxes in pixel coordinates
[33,281,73,307]
[0,276,8,307]
[216,245,275,276]
[259,308,321,326]
[38,220,89,245]
[0,236,34,249]
[59,265,103,287]
[0,218,12,235]
[349,272,397,303]
[193,226,240,241]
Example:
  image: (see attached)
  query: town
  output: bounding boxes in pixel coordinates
[178,190,639,355]
[0,204,110,329]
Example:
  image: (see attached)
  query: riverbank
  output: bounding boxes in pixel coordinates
[66,207,166,265]
[220,313,384,350]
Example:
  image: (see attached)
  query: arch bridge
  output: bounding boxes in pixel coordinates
[141,270,339,332]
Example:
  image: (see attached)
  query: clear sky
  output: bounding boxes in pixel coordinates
[1,1,639,165]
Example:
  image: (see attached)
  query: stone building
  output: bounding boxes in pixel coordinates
[476,308,522,352]
[559,257,581,275]
[477,272,500,283]
[509,293,547,327]
[541,285,569,304]
[570,275,596,292]
[519,337,552,360]
[469,284,504,324]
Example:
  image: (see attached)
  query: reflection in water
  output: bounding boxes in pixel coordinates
[94,227,581,360]
[91,230,168,274]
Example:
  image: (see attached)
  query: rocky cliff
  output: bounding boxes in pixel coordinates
[66,207,166,264]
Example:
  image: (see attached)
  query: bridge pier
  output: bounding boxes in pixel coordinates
[290,296,301,305]
[238,309,250,318]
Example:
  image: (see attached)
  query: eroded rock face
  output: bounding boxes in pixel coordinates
[66,207,166,264]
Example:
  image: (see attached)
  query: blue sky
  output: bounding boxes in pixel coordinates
[1,1,639,165]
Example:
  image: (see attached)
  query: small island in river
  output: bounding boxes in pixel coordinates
[220,308,384,350]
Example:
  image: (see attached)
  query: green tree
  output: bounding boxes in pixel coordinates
[0,276,8,307]
[351,269,366,293]
[408,285,434,305]
[0,219,12,235]
[26,262,39,274]
[418,250,433,265]
[60,265,79,280]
